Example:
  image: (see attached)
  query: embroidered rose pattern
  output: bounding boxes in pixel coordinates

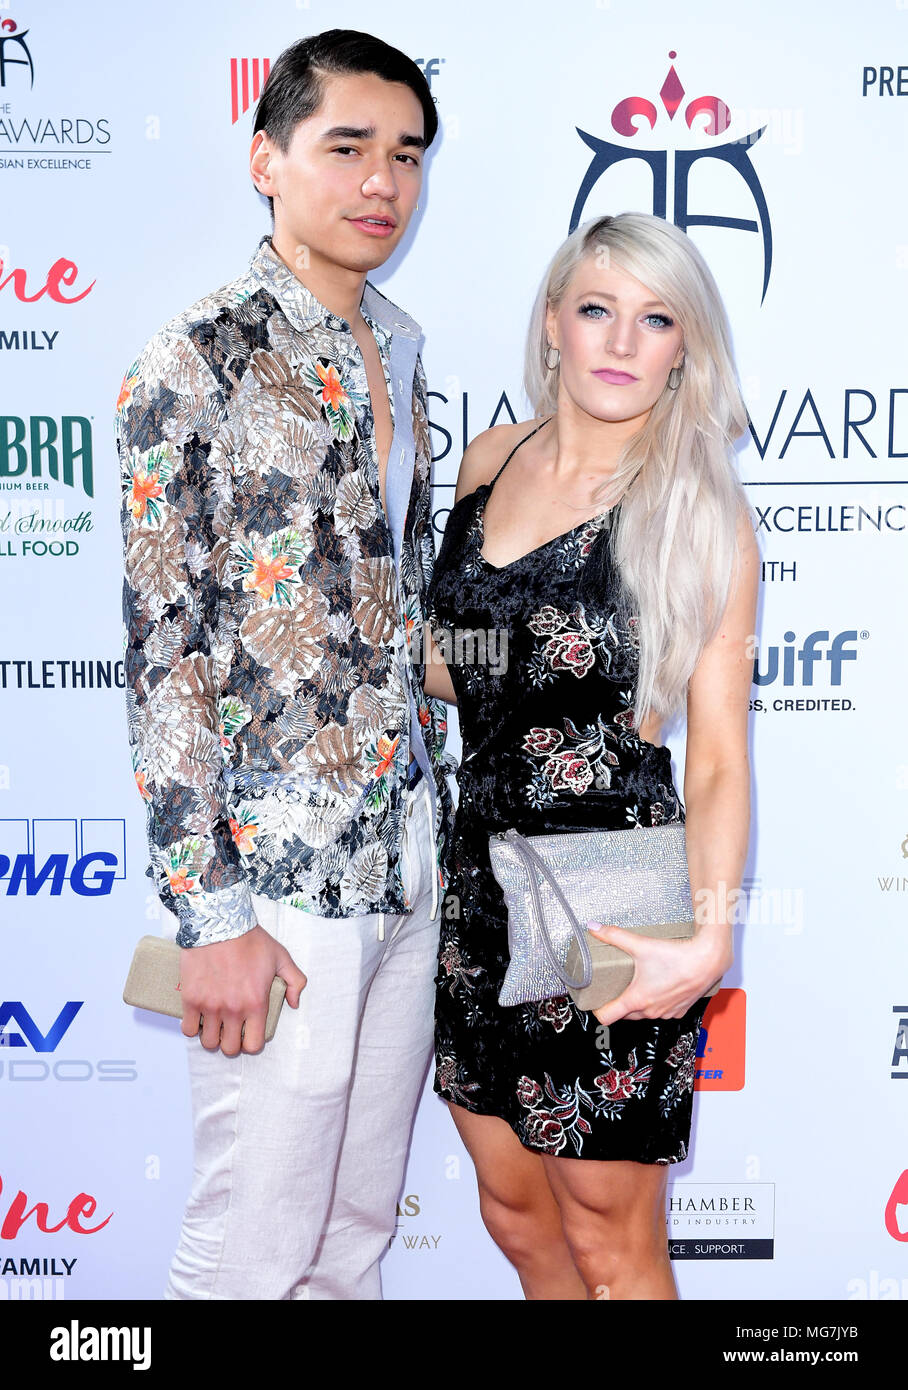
[428,421,711,1164]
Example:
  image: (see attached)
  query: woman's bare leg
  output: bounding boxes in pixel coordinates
[446,1102,587,1299]
[542,1153,677,1300]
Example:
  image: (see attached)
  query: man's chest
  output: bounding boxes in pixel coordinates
[353,323,394,518]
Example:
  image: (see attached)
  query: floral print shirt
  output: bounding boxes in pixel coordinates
[115,233,456,947]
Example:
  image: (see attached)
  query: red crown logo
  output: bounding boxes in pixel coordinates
[611,51,730,138]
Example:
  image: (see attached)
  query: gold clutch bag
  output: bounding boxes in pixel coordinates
[563,923,721,1012]
[123,935,287,1042]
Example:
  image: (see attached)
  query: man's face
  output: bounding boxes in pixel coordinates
[252,69,425,273]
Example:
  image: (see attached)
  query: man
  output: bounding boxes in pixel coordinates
[115,28,455,1300]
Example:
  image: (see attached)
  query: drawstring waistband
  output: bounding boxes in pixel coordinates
[376,774,438,941]
[427,784,439,922]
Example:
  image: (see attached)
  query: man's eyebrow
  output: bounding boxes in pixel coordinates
[319,124,426,150]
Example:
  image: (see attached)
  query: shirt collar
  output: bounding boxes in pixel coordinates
[248,234,421,341]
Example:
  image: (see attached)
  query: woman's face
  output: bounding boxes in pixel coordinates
[545,252,685,427]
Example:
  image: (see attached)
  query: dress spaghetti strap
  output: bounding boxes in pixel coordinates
[487,416,554,491]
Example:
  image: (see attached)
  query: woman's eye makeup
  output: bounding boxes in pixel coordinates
[577,301,674,329]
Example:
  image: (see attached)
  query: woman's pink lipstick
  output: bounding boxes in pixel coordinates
[593,369,638,384]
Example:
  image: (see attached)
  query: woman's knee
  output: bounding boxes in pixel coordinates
[477,1185,562,1267]
[560,1199,667,1280]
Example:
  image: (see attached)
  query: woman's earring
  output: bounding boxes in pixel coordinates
[667,360,685,390]
[544,342,560,371]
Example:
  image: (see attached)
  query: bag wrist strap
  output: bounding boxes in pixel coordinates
[504,830,593,990]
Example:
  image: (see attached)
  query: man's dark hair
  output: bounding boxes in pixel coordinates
[252,29,438,220]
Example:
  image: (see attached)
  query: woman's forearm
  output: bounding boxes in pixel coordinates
[682,760,751,950]
[421,621,459,703]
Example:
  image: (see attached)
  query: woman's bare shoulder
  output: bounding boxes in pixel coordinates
[454,417,551,504]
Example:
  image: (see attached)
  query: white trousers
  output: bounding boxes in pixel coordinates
[163,776,439,1300]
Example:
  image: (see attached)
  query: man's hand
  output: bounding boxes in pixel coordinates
[178,925,307,1056]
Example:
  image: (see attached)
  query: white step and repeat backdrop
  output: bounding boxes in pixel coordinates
[1,0,906,1302]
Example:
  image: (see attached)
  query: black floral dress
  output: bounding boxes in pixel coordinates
[427,419,713,1164]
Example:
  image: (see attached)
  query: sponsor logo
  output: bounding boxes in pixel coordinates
[0,818,125,895]
[695,988,745,1090]
[229,56,270,124]
[0,1255,75,1301]
[230,55,444,126]
[0,1002,82,1052]
[668,1183,775,1259]
[0,17,33,89]
[388,1194,442,1252]
[884,1170,908,1242]
[0,415,94,498]
[0,1170,112,1239]
[415,58,443,90]
[0,18,112,169]
[570,50,772,300]
[0,998,136,1085]
[752,630,861,687]
[877,838,908,898]
[892,1006,908,1079]
[0,658,120,689]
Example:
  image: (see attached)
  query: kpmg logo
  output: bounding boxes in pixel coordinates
[570,49,772,301]
[0,1002,82,1052]
[0,818,125,896]
[0,18,33,90]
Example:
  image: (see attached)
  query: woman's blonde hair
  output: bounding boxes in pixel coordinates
[524,211,755,729]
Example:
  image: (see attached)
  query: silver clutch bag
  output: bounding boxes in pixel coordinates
[488,823,721,1010]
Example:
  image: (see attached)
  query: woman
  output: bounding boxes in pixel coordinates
[421,211,758,1300]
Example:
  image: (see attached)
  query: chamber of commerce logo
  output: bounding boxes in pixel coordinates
[668,1182,775,1259]
[570,49,772,301]
[0,818,125,895]
[694,987,745,1091]
[0,18,33,89]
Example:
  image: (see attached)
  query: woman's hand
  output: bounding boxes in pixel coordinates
[584,921,732,1027]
